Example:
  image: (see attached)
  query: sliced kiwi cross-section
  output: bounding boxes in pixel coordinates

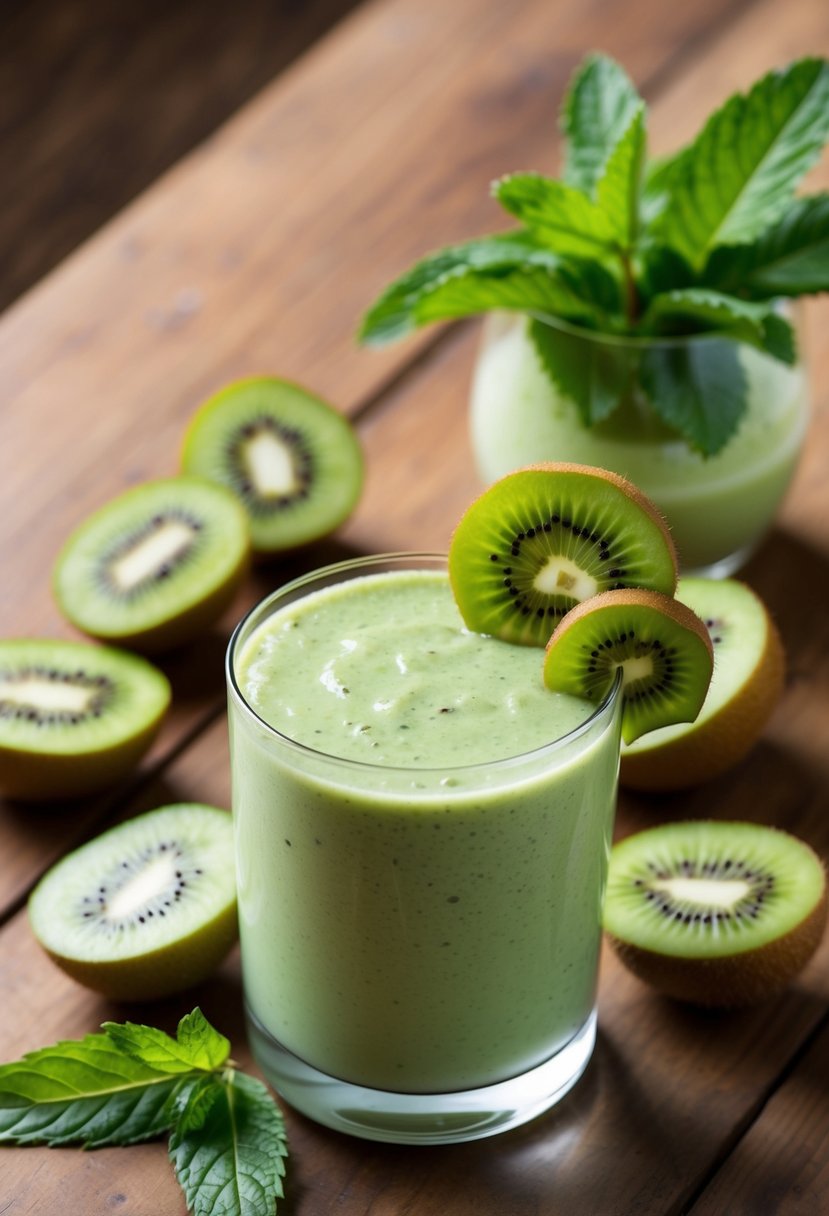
[449,463,678,647]
[603,820,827,1007]
[29,803,238,1001]
[181,376,364,554]
[54,476,250,653]
[621,578,785,791]
[543,589,713,744]
[0,639,170,801]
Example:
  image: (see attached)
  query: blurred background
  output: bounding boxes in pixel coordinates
[1,0,360,312]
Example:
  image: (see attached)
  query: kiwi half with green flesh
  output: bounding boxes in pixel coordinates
[0,639,170,801]
[603,820,827,1008]
[29,803,238,1001]
[54,476,250,653]
[181,376,364,555]
[543,589,713,744]
[449,463,678,647]
[621,579,785,791]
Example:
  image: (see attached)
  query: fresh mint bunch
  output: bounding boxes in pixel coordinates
[0,1008,288,1216]
[359,54,829,455]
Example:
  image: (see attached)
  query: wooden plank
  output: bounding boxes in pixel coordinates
[0,0,753,915]
[0,0,362,311]
[687,1021,829,1215]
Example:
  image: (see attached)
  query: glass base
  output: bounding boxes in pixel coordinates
[246,1005,597,1145]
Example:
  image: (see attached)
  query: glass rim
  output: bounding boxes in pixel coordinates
[225,551,622,778]
[525,302,795,352]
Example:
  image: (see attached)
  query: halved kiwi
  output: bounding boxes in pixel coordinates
[29,803,238,1001]
[449,463,678,647]
[54,476,250,653]
[181,376,364,554]
[603,820,827,1007]
[0,639,170,801]
[621,579,785,791]
[542,589,713,744]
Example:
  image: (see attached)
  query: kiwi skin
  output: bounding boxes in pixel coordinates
[607,888,826,1009]
[37,901,239,1003]
[620,587,785,792]
[0,719,165,803]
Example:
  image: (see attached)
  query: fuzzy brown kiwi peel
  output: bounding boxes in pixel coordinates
[28,804,238,1000]
[603,820,827,1008]
[449,463,678,647]
[542,589,714,744]
[620,578,786,790]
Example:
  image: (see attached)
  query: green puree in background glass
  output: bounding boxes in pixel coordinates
[233,571,620,1093]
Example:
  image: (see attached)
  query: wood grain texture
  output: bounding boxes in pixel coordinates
[0,0,754,915]
[0,0,362,310]
[3,0,829,1210]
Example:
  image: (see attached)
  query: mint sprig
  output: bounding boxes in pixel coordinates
[360,54,829,456]
[0,1008,288,1216]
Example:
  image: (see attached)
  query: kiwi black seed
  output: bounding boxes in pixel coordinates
[54,476,251,653]
[449,463,678,647]
[542,588,713,743]
[603,820,827,1007]
[28,803,238,1000]
[0,639,170,801]
[181,376,364,555]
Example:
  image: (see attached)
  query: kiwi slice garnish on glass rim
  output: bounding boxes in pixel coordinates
[54,476,250,654]
[0,639,170,801]
[449,463,678,647]
[621,578,785,791]
[543,588,713,744]
[181,376,364,555]
[29,803,238,1001]
[603,820,827,1008]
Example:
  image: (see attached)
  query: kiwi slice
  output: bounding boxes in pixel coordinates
[54,476,250,653]
[542,589,713,744]
[181,376,364,554]
[0,639,170,801]
[603,820,827,1007]
[29,803,238,1001]
[449,463,678,647]
[621,579,785,791]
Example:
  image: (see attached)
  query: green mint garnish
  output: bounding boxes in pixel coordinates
[360,53,829,456]
[0,1008,288,1216]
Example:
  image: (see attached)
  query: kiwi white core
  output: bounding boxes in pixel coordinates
[533,556,598,600]
[652,876,752,907]
[243,430,300,497]
[621,655,654,685]
[110,520,197,591]
[2,677,96,715]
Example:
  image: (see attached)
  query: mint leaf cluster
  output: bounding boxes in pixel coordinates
[0,1008,288,1216]
[360,55,829,455]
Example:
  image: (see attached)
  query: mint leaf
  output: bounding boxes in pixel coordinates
[639,338,747,455]
[561,53,644,196]
[359,232,558,343]
[596,104,646,247]
[642,288,796,363]
[494,173,618,256]
[529,318,633,425]
[703,193,829,296]
[653,58,829,268]
[0,1034,179,1147]
[170,1071,288,1216]
[166,1073,224,1134]
[103,1008,231,1075]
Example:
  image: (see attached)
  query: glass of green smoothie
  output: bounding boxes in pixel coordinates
[227,553,623,1144]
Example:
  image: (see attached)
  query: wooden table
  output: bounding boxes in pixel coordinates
[2,0,829,1210]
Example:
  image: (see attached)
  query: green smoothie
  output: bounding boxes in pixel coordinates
[230,565,620,1094]
[470,315,809,574]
